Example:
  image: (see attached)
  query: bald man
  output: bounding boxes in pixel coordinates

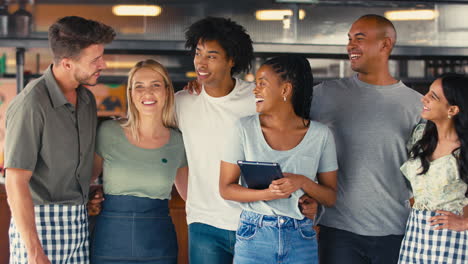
[310,14,423,264]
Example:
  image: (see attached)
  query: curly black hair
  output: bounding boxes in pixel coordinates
[262,55,313,125]
[185,17,253,75]
[48,16,116,62]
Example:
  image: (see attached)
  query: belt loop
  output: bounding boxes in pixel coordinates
[293,218,298,229]
[258,214,264,227]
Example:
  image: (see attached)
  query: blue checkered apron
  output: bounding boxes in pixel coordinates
[398,209,468,264]
[9,204,89,264]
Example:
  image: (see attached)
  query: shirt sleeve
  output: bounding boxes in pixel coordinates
[95,120,112,158]
[222,119,245,165]
[317,128,338,173]
[309,83,323,120]
[4,103,44,171]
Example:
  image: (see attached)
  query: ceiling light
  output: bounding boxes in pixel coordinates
[256,9,306,21]
[385,10,438,21]
[112,5,162,17]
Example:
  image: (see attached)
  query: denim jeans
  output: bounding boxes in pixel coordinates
[188,222,236,264]
[234,210,318,264]
[318,225,404,264]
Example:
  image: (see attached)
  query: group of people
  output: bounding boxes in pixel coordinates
[3,12,468,264]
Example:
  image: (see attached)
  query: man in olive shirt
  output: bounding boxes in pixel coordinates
[4,16,115,264]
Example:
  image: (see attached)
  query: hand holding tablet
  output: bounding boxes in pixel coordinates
[237,160,284,190]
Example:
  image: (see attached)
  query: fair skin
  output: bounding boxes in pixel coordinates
[418,78,468,231]
[5,44,107,264]
[219,65,337,207]
[347,17,397,85]
[91,67,189,200]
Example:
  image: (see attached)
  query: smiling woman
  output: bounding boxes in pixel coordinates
[90,59,188,264]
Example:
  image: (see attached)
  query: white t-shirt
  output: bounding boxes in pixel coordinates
[175,78,256,230]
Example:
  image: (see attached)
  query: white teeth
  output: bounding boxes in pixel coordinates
[198,72,208,76]
[143,101,156,105]
[255,98,264,103]
[350,54,361,59]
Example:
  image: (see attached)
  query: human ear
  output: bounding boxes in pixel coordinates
[449,105,460,117]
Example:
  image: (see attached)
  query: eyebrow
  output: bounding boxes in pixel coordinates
[196,47,220,54]
[431,91,440,100]
[348,32,366,38]
[134,80,163,84]
[92,55,102,62]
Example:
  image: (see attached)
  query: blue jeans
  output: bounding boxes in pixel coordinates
[234,210,318,264]
[188,222,235,264]
[318,225,404,264]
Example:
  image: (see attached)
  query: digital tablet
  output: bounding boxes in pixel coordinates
[237,160,284,190]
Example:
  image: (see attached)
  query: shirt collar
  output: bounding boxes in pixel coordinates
[44,65,91,108]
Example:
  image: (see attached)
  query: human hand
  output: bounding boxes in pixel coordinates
[299,194,318,220]
[183,80,201,95]
[429,210,468,231]
[27,248,51,264]
[269,173,304,197]
[88,188,104,216]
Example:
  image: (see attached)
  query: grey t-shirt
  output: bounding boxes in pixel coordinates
[222,114,337,220]
[310,74,422,236]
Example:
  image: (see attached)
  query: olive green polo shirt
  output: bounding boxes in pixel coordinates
[4,65,97,205]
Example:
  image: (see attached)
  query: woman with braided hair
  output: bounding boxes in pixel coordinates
[219,55,337,264]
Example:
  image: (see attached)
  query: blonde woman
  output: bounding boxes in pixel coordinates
[90,59,188,264]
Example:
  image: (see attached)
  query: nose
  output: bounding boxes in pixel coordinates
[194,55,207,67]
[421,94,428,103]
[99,57,107,70]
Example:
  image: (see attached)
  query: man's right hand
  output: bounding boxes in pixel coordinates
[87,188,104,216]
[299,194,318,220]
[183,80,201,95]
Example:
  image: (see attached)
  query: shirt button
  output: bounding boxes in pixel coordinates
[279,218,285,224]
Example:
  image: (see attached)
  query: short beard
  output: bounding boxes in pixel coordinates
[75,71,100,86]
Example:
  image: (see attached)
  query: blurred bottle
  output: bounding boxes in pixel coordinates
[0,53,6,76]
[11,1,31,37]
[0,2,9,37]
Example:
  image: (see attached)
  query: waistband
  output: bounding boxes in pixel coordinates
[240,210,313,228]
[102,194,169,215]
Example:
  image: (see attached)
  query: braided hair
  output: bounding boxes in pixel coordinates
[262,55,313,126]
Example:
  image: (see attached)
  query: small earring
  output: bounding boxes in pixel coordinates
[448,115,452,119]
[283,96,286,102]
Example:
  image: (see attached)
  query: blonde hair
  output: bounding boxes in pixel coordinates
[121,59,177,141]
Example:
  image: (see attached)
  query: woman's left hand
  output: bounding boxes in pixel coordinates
[269,173,304,196]
[429,210,468,231]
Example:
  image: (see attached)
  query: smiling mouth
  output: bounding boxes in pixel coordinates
[255,98,264,103]
[142,101,156,105]
[349,54,361,60]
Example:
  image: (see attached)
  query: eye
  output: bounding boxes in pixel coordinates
[208,55,216,59]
